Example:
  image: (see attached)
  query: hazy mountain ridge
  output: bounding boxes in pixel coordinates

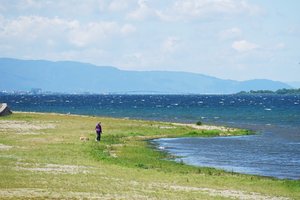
[0,58,291,94]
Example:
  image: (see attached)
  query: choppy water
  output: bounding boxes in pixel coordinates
[1,94,299,179]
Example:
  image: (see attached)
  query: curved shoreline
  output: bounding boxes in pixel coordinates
[1,111,298,199]
[14,111,258,177]
[5,111,294,180]
[10,111,299,180]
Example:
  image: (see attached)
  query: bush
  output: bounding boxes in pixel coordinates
[196,121,202,126]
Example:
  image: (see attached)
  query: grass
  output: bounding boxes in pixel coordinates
[0,112,299,199]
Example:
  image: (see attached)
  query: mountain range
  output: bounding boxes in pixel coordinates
[0,58,291,94]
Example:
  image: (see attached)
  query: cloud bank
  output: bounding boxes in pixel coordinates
[0,0,299,81]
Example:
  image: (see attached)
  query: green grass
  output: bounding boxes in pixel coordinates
[0,112,299,199]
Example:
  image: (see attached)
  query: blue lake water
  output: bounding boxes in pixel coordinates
[1,94,299,179]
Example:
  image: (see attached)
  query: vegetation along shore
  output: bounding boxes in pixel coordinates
[0,112,299,199]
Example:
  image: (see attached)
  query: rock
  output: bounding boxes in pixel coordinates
[0,103,12,116]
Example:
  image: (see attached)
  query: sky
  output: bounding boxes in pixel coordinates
[0,0,299,82]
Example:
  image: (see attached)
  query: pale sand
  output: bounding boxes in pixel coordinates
[0,143,13,150]
[0,120,56,130]
[16,162,93,174]
[172,122,238,132]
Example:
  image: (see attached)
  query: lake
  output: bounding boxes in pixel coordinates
[1,94,299,179]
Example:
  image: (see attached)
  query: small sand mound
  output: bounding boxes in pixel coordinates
[0,188,151,199]
[0,120,56,130]
[172,123,237,132]
[16,163,93,174]
[0,143,13,150]
[0,120,56,135]
[149,183,290,200]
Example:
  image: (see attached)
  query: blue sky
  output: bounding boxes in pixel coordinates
[0,0,299,82]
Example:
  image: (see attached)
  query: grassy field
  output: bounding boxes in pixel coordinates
[0,112,299,199]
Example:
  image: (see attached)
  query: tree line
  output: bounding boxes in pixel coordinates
[237,88,300,95]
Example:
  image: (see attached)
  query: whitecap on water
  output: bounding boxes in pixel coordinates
[288,142,300,145]
[46,100,56,103]
[264,108,272,111]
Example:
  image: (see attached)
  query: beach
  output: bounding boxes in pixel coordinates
[0,112,298,199]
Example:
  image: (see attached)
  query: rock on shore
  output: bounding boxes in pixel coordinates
[0,103,12,116]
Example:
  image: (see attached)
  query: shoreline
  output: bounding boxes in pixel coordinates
[0,111,298,199]
[13,111,255,173]
[10,111,298,180]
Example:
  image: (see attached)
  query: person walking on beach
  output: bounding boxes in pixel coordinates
[95,122,102,142]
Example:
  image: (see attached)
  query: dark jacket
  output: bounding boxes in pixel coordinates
[95,124,102,133]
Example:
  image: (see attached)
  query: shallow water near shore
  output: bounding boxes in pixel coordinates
[1,94,300,179]
[153,125,300,179]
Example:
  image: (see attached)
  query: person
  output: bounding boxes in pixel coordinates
[95,122,102,141]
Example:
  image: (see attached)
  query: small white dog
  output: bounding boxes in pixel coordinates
[80,136,89,141]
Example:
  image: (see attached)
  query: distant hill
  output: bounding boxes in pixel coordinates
[0,58,291,94]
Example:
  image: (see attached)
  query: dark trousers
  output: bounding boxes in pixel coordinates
[96,131,101,141]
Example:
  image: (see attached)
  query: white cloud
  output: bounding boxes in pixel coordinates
[127,0,154,20]
[0,0,261,23]
[219,27,242,40]
[0,15,137,49]
[19,0,45,9]
[275,42,285,50]
[158,0,261,21]
[161,37,181,53]
[121,24,136,35]
[0,16,72,41]
[69,21,119,47]
[232,40,259,52]
[0,0,108,21]
[108,0,129,12]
